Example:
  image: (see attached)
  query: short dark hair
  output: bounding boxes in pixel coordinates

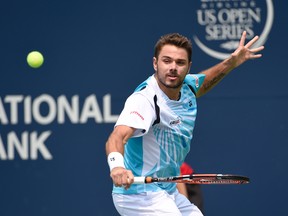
[154,33,192,61]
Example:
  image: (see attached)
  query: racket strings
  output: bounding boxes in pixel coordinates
[184,179,248,184]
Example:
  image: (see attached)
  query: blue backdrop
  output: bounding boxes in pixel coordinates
[1,1,287,215]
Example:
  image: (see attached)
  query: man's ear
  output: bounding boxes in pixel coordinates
[187,61,192,74]
[153,57,158,71]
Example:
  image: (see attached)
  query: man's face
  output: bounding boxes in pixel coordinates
[153,44,191,98]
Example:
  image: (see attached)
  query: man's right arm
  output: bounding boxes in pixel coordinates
[106,125,136,189]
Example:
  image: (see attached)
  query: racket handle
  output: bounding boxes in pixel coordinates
[133,177,145,184]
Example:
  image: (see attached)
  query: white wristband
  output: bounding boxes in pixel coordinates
[107,152,125,171]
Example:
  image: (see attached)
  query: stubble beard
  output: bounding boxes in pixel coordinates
[155,70,184,90]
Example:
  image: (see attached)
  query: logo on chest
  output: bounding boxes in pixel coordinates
[184,98,195,110]
[169,117,181,126]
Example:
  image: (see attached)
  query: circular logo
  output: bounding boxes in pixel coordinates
[192,0,274,59]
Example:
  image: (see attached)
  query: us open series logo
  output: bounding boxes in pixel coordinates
[192,0,274,59]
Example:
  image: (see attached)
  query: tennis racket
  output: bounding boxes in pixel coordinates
[133,174,250,185]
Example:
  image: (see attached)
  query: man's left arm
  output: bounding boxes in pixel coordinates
[196,31,265,98]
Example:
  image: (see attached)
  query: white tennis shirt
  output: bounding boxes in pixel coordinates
[113,74,205,194]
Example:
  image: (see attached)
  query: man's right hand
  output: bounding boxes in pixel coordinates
[110,167,134,190]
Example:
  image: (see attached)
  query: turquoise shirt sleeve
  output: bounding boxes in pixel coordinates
[184,73,206,94]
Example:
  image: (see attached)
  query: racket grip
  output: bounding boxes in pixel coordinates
[133,177,145,184]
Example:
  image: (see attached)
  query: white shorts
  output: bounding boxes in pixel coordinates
[112,190,203,216]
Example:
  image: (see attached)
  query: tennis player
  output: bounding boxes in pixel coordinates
[106,31,264,215]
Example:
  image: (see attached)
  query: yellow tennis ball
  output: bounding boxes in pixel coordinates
[27,51,44,68]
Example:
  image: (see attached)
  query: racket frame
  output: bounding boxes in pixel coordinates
[133,174,250,185]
